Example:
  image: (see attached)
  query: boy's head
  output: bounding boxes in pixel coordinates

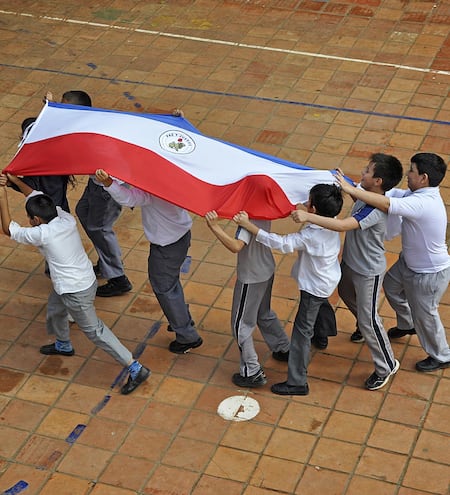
[308,184,343,218]
[365,153,403,192]
[26,194,57,225]
[21,117,37,137]
[61,90,92,107]
[410,152,447,188]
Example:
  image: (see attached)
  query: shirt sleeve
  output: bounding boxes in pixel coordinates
[235,226,252,245]
[389,194,424,220]
[107,181,153,207]
[9,221,45,246]
[256,229,306,253]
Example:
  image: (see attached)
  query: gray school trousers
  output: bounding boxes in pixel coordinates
[338,262,396,377]
[288,290,328,386]
[232,275,290,377]
[76,179,124,279]
[383,254,450,363]
[148,231,200,344]
[46,282,132,366]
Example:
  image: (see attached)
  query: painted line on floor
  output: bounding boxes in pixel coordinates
[1,480,28,495]
[90,321,161,415]
[2,61,449,126]
[1,9,450,76]
[65,424,86,444]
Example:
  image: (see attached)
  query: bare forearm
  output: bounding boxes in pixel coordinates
[7,176,33,197]
[301,212,358,232]
[0,194,11,236]
[208,223,242,253]
[345,187,389,212]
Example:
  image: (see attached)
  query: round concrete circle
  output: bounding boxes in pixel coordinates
[217,395,260,422]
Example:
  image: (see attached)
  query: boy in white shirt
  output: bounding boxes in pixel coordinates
[0,174,149,395]
[234,184,343,396]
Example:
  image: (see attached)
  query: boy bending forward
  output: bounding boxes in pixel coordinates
[0,175,148,395]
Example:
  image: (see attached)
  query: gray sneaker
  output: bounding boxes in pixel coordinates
[232,368,267,388]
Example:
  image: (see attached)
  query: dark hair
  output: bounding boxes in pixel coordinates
[26,194,57,223]
[371,153,403,191]
[309,184,343,218]
[411,152,447,187]
[21,117,37,137]
[62,90,92,107]
[20,116,77,189]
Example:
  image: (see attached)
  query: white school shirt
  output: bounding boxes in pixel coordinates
[388,187,450,273]
[256,223,341,298]
[107,181,192,246]
[9,205,95,295]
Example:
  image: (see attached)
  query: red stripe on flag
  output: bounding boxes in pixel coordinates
[5,134,295,219]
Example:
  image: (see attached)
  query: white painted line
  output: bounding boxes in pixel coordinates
[217,395,260,421]
[1,9,450,76]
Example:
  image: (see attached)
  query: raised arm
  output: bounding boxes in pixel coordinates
[4,174,33,197]
[205,211,245,253]
[291,209,359,232]
[232,211,260,236]
[336,169,390,213]
[0,185,11,236]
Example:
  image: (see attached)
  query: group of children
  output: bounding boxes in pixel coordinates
[1,89,449,397]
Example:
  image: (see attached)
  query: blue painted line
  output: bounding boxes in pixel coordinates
[90,321,161,414]
[1,62,449,126]
[1,480,28,494]
[65,424,86,444]
[180,255,192,274]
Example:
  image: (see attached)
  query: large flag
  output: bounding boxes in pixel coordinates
[4,102,336,219]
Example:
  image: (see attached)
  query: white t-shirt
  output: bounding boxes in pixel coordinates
[388,187,450,273]
[256,224,341,298]
[9,205,95,295]
[107,181,192,246]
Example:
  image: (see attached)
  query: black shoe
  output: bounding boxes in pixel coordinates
[312,335,328,350]
[350,329,365,343]
[272,350,289,362]
[232,368,267,388]
[96,276,132,297]
[365,359,400,390]
[120,366,151,395]
[415,356,450,372]
[169,337,203,354]
[271,381,309,396]
[388,326,416,339]
[40,343,74,356]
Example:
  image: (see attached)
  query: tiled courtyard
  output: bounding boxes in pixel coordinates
[0,1,449,494]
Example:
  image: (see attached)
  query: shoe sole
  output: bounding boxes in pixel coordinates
[40,348,75,356]
[366,359,400,391]
[271,386,309,396]
[169,338,203,354]
[96,288,132,297]
[232,377,267,388]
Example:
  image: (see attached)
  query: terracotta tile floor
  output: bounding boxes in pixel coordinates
[0,1,449,494]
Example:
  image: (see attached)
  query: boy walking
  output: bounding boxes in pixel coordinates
[94,169,202,354]
[234,184,343,396]
[0,174,149,395]
[338,152,450,372]
[205,210,290,387]
[294,154,403,390]
[48,90,132,297]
